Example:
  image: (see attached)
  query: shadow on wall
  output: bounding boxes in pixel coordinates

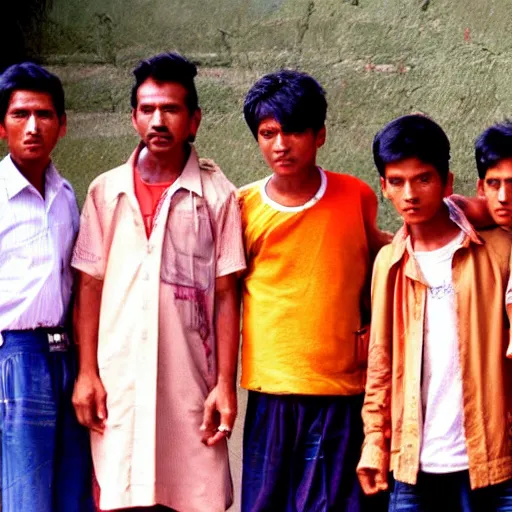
[0,0,50,72]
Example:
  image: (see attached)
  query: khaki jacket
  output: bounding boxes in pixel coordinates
[358,201,512,489]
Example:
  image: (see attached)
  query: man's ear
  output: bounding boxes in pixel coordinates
[191,108,202,141]
[444,171,454,197]
[477,178,486,197]
[131,108,138,132]
[380,176,389,199]
[0,122,6,140]
[316,125,326,148]
[58,114,67,138]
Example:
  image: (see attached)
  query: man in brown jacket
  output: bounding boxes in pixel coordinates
[357,114,512,511]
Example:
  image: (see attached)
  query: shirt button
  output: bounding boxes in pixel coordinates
[147,244,154,254]
[143,272,150,281]
[141,331,148,341]
[142,300,150,311]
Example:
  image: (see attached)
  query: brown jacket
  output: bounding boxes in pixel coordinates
[358,202,512,489]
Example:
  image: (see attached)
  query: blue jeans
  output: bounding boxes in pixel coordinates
[0,330,93,512]
[389,471,512,512]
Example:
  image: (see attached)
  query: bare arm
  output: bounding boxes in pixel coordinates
[360,185,392,324]
[215,273,240,388]
[201,273,240,446]
[449,194,494,228]
[72,270,107,434]
[362,185,393,259]
[74,271,102,372]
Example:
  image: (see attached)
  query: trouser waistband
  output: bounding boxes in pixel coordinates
[0,327,71,352]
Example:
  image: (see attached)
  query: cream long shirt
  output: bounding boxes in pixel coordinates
[72,144,246,511]
[0,154,79,338]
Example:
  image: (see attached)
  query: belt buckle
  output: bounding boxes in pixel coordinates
[47,332,70,352]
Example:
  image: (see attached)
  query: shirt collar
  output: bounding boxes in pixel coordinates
[389,197,483,267]
[178,146,203,197]
[124,142,203,197]
[0,154,64,201]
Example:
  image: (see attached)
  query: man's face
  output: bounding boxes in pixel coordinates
[381,157,453,225]
[477,158,512,228]
[0,90,66,169]
[132,78,201,157]
[256,118,325,177]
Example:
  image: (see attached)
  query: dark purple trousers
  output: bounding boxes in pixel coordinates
[241,391,388,512]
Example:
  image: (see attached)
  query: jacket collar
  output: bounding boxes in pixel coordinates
[389,197,484,275]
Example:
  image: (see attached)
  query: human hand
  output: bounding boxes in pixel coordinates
[72,371,108,434]
[200,382,237,447]
[358,467,389,495]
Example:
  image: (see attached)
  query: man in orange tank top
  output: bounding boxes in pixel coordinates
[238,70,390,511]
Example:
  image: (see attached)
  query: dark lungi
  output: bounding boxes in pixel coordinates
[242,391,388,512]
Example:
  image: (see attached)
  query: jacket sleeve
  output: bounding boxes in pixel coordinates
[357,247,394,473]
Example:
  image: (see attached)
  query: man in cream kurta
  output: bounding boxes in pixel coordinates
[71,53,246,512]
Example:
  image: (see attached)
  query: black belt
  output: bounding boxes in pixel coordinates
[1,327,71,352]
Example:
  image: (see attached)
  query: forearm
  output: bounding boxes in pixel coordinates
[449,194,494,228]
[214,274,240,386]
[73,271,103,375]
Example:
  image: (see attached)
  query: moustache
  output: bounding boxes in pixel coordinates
[148,131,172,139]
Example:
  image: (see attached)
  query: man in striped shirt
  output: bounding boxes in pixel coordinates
[0,63,92,511]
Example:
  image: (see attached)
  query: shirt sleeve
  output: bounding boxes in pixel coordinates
[215,190,246,278]
[71,184,107,280]
[357,248,393,475]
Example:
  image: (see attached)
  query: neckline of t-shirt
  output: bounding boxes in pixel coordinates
[135,147,175,188]
[259,167,327,213]
[414,230,465,261]
[135,167,173,188]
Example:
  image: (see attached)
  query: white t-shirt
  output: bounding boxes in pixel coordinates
[415,230,469,473]
[506,268,512,358]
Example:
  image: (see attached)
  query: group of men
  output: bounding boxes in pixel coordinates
[1,51,512,512]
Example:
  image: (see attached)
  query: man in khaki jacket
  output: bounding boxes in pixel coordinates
[357,114,512,511]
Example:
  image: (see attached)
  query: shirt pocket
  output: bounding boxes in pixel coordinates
[0,229,51,293]
[160,205,214,291]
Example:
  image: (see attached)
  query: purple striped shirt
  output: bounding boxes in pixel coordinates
[0,155,79,340]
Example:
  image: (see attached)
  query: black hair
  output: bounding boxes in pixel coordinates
[131,52,198,113]
[373,114,451,182]
[475,120,512,179]
[243,69,327,139]
[0,62,65,122]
